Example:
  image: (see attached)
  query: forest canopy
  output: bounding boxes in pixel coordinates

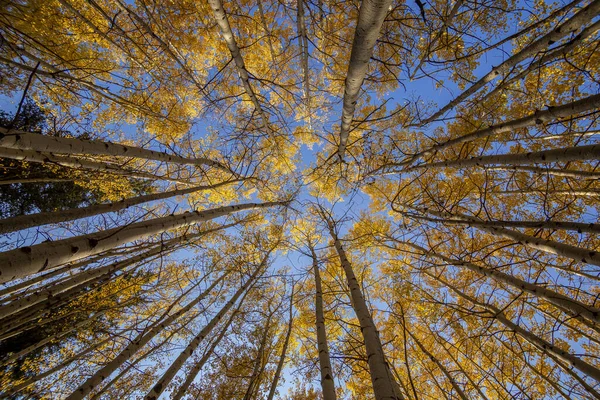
[0,0,599,399]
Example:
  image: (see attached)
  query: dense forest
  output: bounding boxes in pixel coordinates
[0,0,599,398]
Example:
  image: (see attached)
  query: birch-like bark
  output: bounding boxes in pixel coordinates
[480,19,600,104]
[310,246,337,400]
[485,165,600,179]
[338,0,392,159]
[65,269,232,400]
[0,179,241,234]
[403,143,600,172]
[399,93,600,167]
[208,0,271,132]
[406,330,468,400]
[0,220,234,319]
[0,128,230,172]
[144,254,268,400]
[403,208,600,234]
[325,217,403,400]
[170,288,250,400]
[243,305,276,400]
[439,276,600,384]
[0,200,284,283]
[389,239,600,325]
[493,189,600,197]
[420,0,600,124]
[266,287,295,400]
[0,146,192,185]
[411,208,600,267]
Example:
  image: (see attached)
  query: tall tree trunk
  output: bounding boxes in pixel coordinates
[243,305,276,400]
[405,329,469,400]
[405,143,600,171]
[144,252,269,400]
[170,287,251,400]
[420,0,600,124]
[207,0,271,132]
[0,128,230,172]
[485,165,600,180]
[388,239,600,325]
[0,200,284,283]
[406,93,600,166]
[438,275,600,384]
[410,208,600,267]
[0,146,192,185]
[0,179,242,234]
[338,0,392,159]
[266,286,295,400]
[64,269,233,400]
[325,215,403,400]
[310,246,337,400]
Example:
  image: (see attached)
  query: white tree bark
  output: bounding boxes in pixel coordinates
[405,93,600,166]
[0,146,192,185]
[311,246,337,400]
[144,253,269,400]
[0,179,241,234]
[266,287,295,400]
[440,276,600,384]
[0,127,230,172]
[405,143,600,171]
[338,0,392,159]
[326,217,403,400]
[412,208,600,267]
[421,0,600,124]
[170,287,250,400]
[208,0,271,132]
[65,269,232,400]
[0,200,284,283]
[392,239,600,325]
[485,165,600,180]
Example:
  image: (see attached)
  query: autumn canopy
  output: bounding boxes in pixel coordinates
[0,0,599,398]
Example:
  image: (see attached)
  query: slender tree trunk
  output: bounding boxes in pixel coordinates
[406,329,468,400]
[441,277,600,384]
[2,332,116,396]
[0,200,284,283]
[420,0,600,124]
[493,189,600,197]
[405,143,600,171]
[170,287,251,400]
[325,216,403,400]
[64,269,232,400]
[297,0,311,113]
[480,19,600,104]
[144,253,269,400]
[407,93,600,166]
[266,286,295,400]
[485,165,600,179]
[338,0,392,159]
[387,239,600,325]
[0,146,192,185]
[243,306,276,400]
[310,246,337,400]
[413,208,600,267]
[0,179,242,234]
[0,128,230,172]
[405,209,600,234]
[208,0,271,132]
